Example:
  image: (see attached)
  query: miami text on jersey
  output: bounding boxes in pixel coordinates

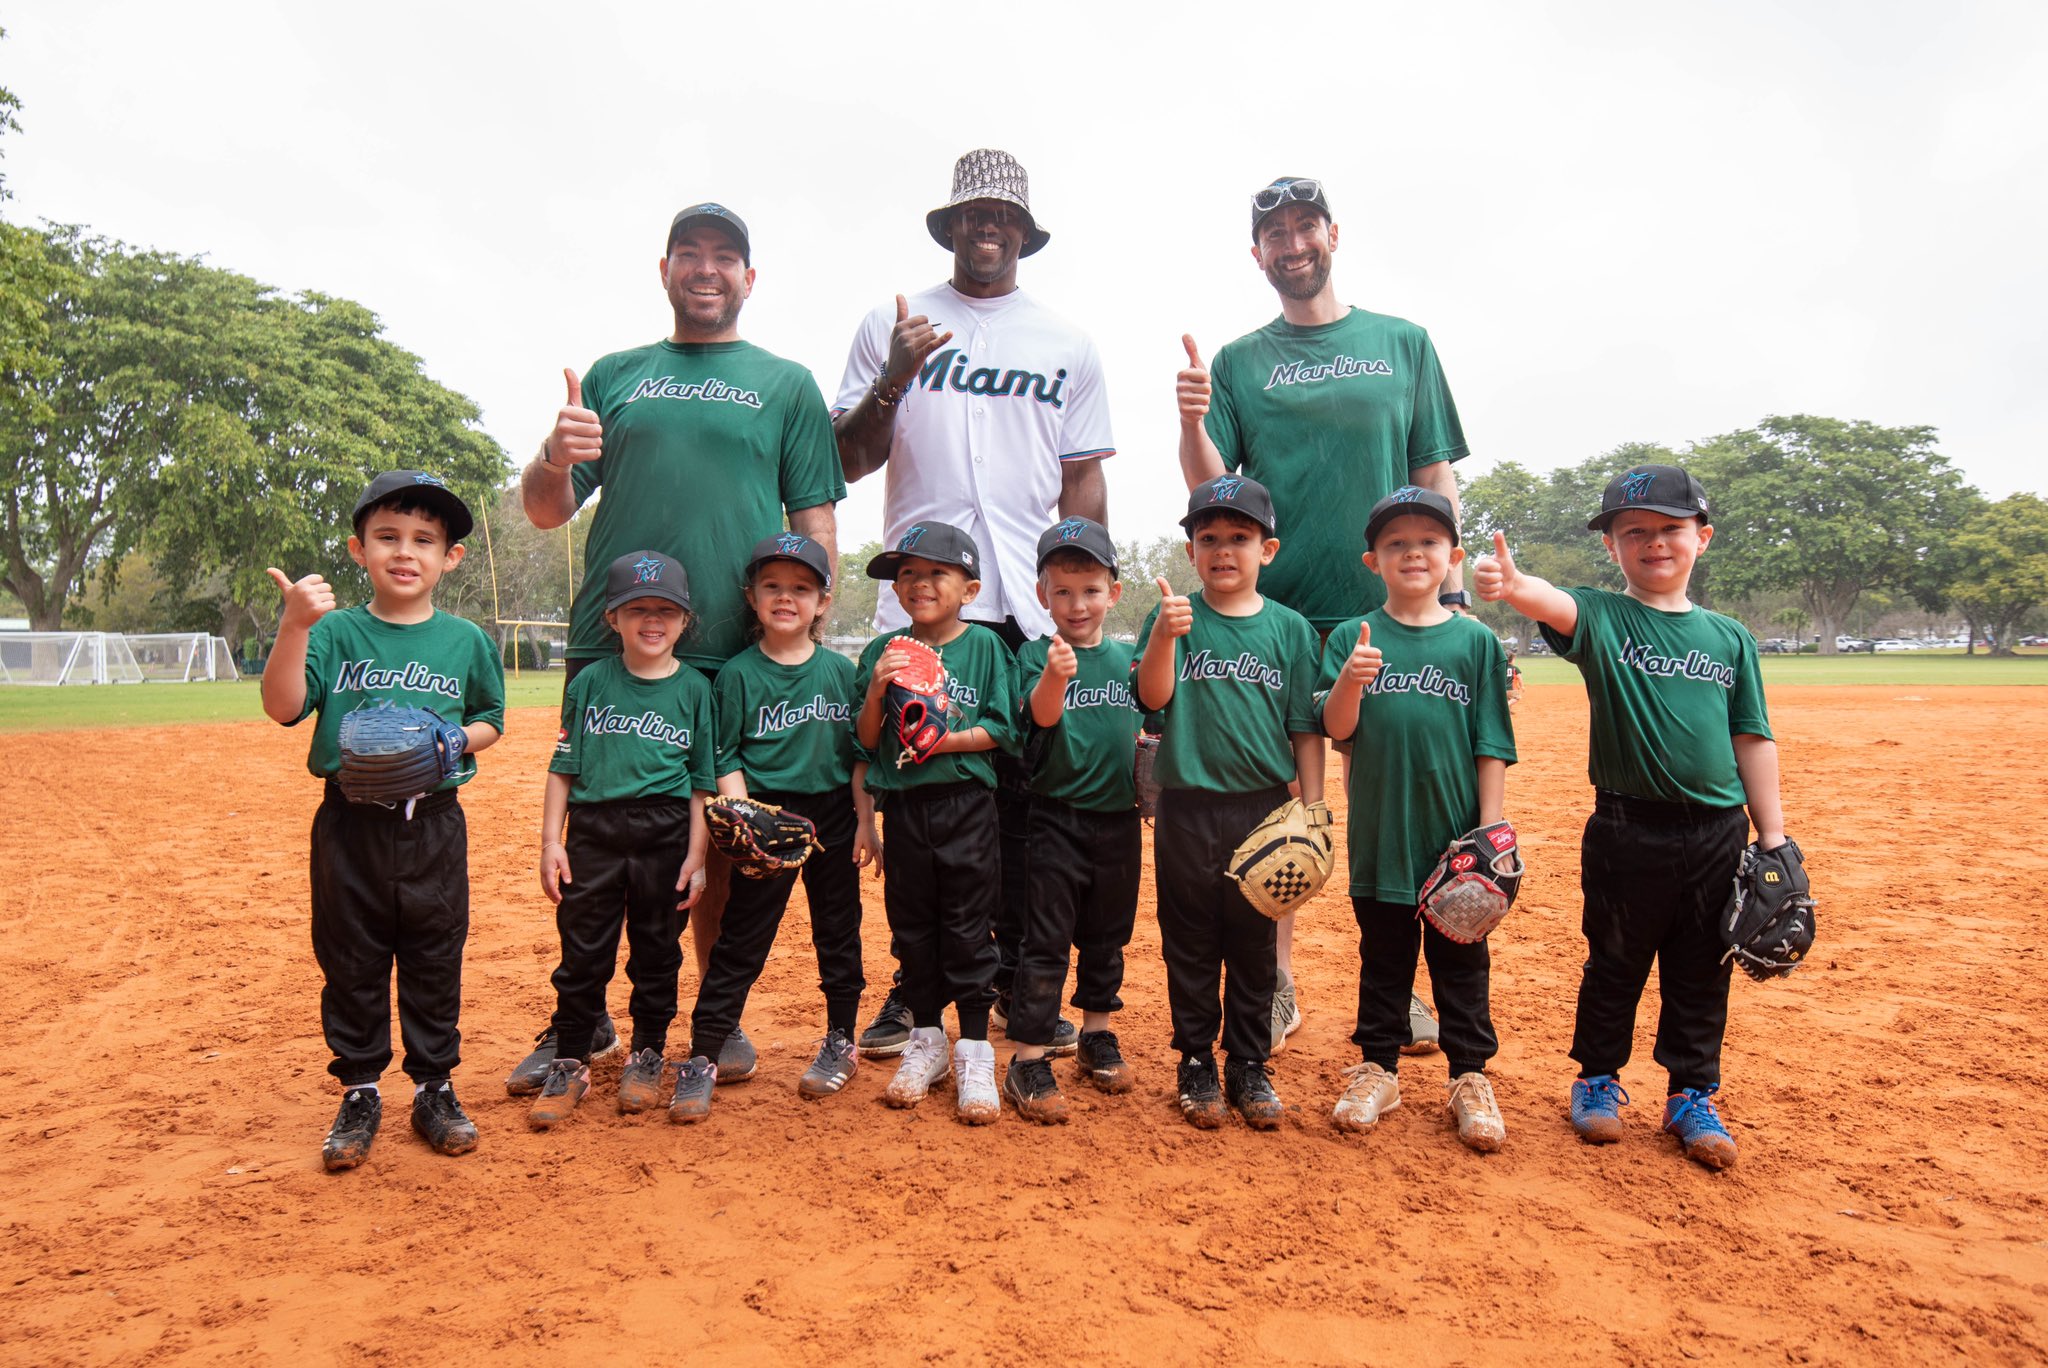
[754,695,854,737]
[1064,678,1134,711]
[625,376,764,409]
[915,348,1067,408]
[1367,664,1472,706]
[1618,636,1736,687]
[1263,355,1394,391]
[335,659,462,700]
[582,705,693,748]
[1180,649,1284,690]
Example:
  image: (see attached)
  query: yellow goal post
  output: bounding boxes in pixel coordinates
[478,507,573,679]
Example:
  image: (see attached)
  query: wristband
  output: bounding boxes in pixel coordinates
[540,440,566,471]
[871,374,907,409]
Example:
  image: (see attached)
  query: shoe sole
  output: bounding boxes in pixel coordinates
[884,1066,950,1108]
[322,1146,370,1172]
[617,1085,666,1115]
[1233,1105,1283,1131]
[1399,1041,1441,1056]
[419,1128,478,1155]
[857,1035,911,1059]
[1077,1063,1134,1095]
[1679,1136,1737,1169]
[667,1100,713,1124]
[1333,1096,1399,1134]
[1180,1100,1226,1130]
[1004,1086,1070,1125]
[1458,1125,1505,1153]
[957,1098,1001,1125]
[1573,1119,1625,1144]
[798,1072,854,1100]
[716,1063,758,1084]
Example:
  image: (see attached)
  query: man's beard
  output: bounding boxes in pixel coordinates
[1265,253,1330,301]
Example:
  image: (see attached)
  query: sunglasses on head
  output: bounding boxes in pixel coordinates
[1251,179,1322,214]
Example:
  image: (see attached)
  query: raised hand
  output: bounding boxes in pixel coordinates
[1343,620,1383,686]
[1151,575,1193,640]
[266,566,336,632]
[547,367,604,467]
[884,294,954,390]
[1474,531,1519,602]
[1176,334,1210,425]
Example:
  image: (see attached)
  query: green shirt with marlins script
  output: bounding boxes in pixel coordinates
[1206,307,1467,631]
[1016,636,1141,814]
[550,655,717,805]
[295,606,505,788]
[1317,609,1516,902]
[855,625,1019,794]
[567,340,845,672]
[1539,586,1771,809]
[714,643,859,795]
[1133,594,1321,795]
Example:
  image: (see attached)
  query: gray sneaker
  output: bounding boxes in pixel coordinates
[505,1014,621,1096]
[616,1048,667,1114]
[668,1056,717,1123]
[798,1029,858,1100]
[1401,992,1441,1056]
[1269,975,1302,1054]
[717,1027,758,1083]
[993,994,1081,1056]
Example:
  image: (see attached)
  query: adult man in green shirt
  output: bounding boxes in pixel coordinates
[1174,176,1471,1051]
[515,202,844,1086]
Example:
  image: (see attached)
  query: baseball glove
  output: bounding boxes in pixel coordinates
[704,796,824,878]
[885,637,953,769]
[1227,799,1335,920]
[335,702,465,806]
[1722,838,1816,981]
[1133,733,1162,823]
[1417,821,1525,943]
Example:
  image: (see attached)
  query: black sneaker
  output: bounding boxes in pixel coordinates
[1002,1056,1070,1125]
[992,993,1080,1057]
[1224,1058,1284,1131]
[668,1056,717,1124]
[1074,1029,1134,1094]
[505,1014,621,1096]
[322,1087,382,1171]
[1176,1055,1227,1130]
[857,988,914,1059]
[411,1081,479,1155]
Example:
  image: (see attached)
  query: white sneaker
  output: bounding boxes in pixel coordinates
[953,1038,999,1125]
[1448,1071,1506,1153]
[883,1026,950,1108]
[1332,1061,1401,1133]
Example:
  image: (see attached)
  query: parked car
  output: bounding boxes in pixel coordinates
[1761,638,1798,654]
[2020,635,2048,648]
[1834,636,1875,653]
[1874,639,1915,652]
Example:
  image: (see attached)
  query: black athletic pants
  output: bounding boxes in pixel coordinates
[550,798,690,1063]
[1009,799,1141,1047]
[310,784,468,1086]
[691,788,866,1064]
[1352,897,1497,1077]
[1153,785,1287,1064]
[986,615,1031,1000]
[882,781,1000,1037]
[1571,791,1748,1094]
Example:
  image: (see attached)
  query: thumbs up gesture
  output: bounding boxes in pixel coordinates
[1045,634,1078,684]
[1474,531,1520,603]
[1151,575,1194,641]
[266,566,336,632]
[1176,334,1210,425]
[884,293,954,392]
[1342,620,1382,686]
[546,367,604,468]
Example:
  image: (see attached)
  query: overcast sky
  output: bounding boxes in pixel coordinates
[8,1,2043,552]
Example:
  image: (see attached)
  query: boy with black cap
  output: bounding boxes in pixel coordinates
[1318,486,1517,1151]
[1476,464,1790,1170]
[854,521,1019,1124]
[529,549,715,1129]
[1004,517,1145,1123]
[1132,475,1325,1131]
[261,470,505,1171]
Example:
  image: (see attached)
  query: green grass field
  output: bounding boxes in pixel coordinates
[1,652,2042,735]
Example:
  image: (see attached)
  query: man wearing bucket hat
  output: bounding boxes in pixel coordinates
[1174,176,1472,1056]
[832,149,1116,1057]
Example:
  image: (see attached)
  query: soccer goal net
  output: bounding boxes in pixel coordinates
[0,632,239,685]
[122,633,241,683]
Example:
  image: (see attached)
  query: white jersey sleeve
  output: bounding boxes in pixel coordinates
[832,301,894,417]
[1057,335,1115,463]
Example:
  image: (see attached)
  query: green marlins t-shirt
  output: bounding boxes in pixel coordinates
[1016,637,1141,813]
[567,339,846,672]
[1205,307,1467,630]
[1539,587,1772,808]
[296,606,505,788]
[713,644,858,795]
[1317,611,1517,902]
[549,656,716,804]
[1133,594,1321,793]
[855,625,1018,794]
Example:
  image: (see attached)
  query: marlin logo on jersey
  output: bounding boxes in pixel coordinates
[625,376,764,410]
[335,659,461,700]
[1263,354,1393,391]
[1064,677,1134,710]
[915,348,1067,409]
[633,555,664,585]
[775,533,808,556]
[754,695,853,737]
[1180,649,1284,690]
[1053,518,1088,543]
[1618,636,1736,687]
[1620,471,1656,503]
[582,705,692,748]
[1368,665,1472,706]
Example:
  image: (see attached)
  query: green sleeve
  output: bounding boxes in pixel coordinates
[1314,612,1365,717]
[778,373,848,513]
[688,680,718,794]
[975,635,1021,755]
[1130,605,1173,713]
[549,671,586,775]
[1728,628,1773,740]
[1406,329,1469,469]
[1472,631,1518,764]
[713,664,746,778]
[850,635,887,768]
[466,626,507,732]
[1205,344,1243,468]
[1284,615,1321,735]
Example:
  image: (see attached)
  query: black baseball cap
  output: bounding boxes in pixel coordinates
[865,521,982,580]
[1180,473,1277,538]
[1035,516,1119,576]
[604,549,691,612]
[352,470,474,544]
[1365,486,1460,549]
[1588,464,1712,532]
[745,531,833,589]
[667,202,751,263]
[1251,176,1330,239]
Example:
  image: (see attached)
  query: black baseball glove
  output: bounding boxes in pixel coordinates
[705,796,824,878]
[1722,838,1816,981]
[335,702,465,805]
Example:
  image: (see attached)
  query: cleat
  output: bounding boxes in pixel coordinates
[322,1087,382,1171]
[616,1048,668,1114]
[857,988,914,1059]
[717,1027,758,1084]
[954,1039,1000,1125]
[1177,1055,1227,1130]
[411,1081,478,1155]
[528,1058,590,1130]
[1447,1072,1506,1153]
[1269,974,1303,1054]
[883,1027,950,1108]
[1001,1055,1069,1124]
[798,1030,859,1100]
[506,1014,619,1096]
[667,1056,716,1124]
[1332,1061,1401,1133]
[1224,1058,1284,1130]
[1073,1029,1134,1094]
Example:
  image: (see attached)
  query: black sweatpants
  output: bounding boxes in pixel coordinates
[550,798,690,1063]
[882,781,1000,1037]
[1010,798,1142,1047]
[1353,897,1497,1077]
[1154,786,1287,1064]
[310,784,468,1086]
[691,788,866,1064]
[985,615,1031,1000]
[1571,791,1749,1094]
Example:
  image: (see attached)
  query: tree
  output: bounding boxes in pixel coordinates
[1687,416,1973,653]
[825,541,884,642]
[1943,493,2048,655]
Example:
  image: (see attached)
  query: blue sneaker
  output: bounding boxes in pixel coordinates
[1662,1086,1737,1170]
[1569,1074,1630,1144]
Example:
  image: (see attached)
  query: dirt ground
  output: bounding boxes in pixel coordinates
[2,685,2044,1366]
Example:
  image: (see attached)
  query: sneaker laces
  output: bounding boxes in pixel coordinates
[959,1045,996,1093]
[1577,1075,1631,1113]
[1666,1085,1729,1137]
[1085,1030,1124,1064]
[1449,1072,1496,1114]
[1340,1061,1390,1099]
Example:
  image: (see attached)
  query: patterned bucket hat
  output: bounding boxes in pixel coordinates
[925,148,1051,257]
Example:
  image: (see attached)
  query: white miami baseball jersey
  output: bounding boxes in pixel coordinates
[833,283,1115,638]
